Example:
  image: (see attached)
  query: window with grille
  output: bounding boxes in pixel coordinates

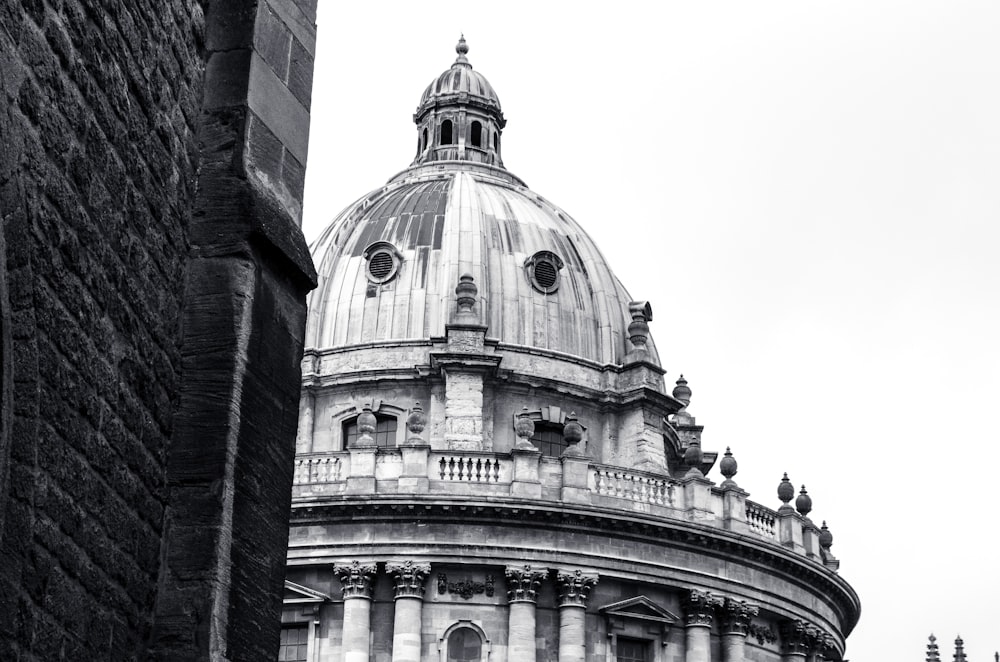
[343,414,398,448]
[277,625,308,661]
[447,627,483,662]
[531,422,567,457]
[616,637,650,662]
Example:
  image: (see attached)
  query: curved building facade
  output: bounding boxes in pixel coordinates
[282,38,859,662]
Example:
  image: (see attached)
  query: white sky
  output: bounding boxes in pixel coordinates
[301,2,1000,658]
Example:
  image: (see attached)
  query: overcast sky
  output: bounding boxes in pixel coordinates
[301,2,1000,658]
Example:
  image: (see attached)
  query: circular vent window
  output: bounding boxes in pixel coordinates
[363,242,401,284]
[525,251,564,294]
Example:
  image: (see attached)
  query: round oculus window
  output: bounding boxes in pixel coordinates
[363,242,401,284]
[525,251,564,294]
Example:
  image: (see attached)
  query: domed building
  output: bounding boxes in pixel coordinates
[281,38,859,662]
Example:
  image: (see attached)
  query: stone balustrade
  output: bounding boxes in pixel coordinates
[292,448,837,569]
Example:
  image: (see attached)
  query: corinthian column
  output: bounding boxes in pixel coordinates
[334,561,377,662]
[719,598,759,662]
[684,589,723,662]
[556,569,599,662]
[387,560,431,662]
[506,565,549,662]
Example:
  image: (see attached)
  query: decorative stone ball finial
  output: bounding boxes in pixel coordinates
[406,401,426,443]
[818,521,833,550]
[795,485,812,517]
[354,403,377,448]
[777,473,795,508]
[514,407,537,450]
[683,439,704,477]
[672,375,692,407]
[719,447,738,486]
[562,412,584,456]
[455,273,477,317]
[455,34,470,64]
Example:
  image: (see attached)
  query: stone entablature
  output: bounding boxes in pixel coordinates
[291,447,838,569]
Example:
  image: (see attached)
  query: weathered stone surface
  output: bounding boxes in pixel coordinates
[0,1,318,660]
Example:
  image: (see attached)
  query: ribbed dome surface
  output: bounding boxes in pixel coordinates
[418,68,500,108]
[306,164,659,368]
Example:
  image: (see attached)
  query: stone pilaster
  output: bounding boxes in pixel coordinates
[388,561,431,662]
[685,589,723,662]
[506,565,548,662]
[334,561,377,662]
[556,570,599,662]
[719,598,759,662]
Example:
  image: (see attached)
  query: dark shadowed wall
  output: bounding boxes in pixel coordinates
[0,1,318,659]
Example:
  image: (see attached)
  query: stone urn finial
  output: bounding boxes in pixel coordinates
[795,485,812,518]
[777,473,794,510]
[455,273,478,320]
[561,412,584,457]
[683,439,704,478]
[672,375,691,408]
[818,521,833,550]
[719,446,738,487]
[627,301,652,351]
[405,401,426,444]
[514,407,537,450]
[354,403,377,448]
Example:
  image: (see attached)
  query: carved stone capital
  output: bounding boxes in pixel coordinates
[719,598,760,636]
[333,560,377,599]
[684,589,724,627]
[505,564,548,603]
[387,560,431,599]
[556,569,599,607]
[780,619,817,655]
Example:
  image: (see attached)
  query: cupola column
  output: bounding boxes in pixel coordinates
[505,565,548,662]
[556,569,599,662]
[387,561,432,662]
[685,590,723,662]
[719,598,759,662]
[334,561,378,662]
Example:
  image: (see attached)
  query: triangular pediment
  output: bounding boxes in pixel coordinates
[283,580,330,604]
[599,596,678,624]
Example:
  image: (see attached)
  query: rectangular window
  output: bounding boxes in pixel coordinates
[616,637,649,662]
[278,625,309,661]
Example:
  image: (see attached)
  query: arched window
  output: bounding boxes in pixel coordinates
[447,627,482,662]
[531,422,567,457]
[343,413,398,448]
[492,131,498,152]
[470,121,482,148]
[422,128,428,151]
[441,119,453,145]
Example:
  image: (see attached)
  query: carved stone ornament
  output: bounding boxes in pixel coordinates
[333,560,377,599]
[514,407,538,451]
[684,589,724,627]
[719,598,760,636]
[780,619,827,655]
[505,565,547,603]
[405,401,427,444]
[387,560,432,599]
[436,572,495,600]
[556,569,599,607]
[748,623,777,645]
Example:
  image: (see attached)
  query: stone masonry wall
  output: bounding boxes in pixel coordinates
[0,1,318,660]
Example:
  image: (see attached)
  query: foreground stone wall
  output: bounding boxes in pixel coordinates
[0,1,318,660]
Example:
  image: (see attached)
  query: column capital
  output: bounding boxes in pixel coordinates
[719,597,760,636]
[780,619,830,656]
[556,569,599,607]
[684,589,724,627]
[333,560,377,599]
[505,564,548,603]
[387,560,432,599]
